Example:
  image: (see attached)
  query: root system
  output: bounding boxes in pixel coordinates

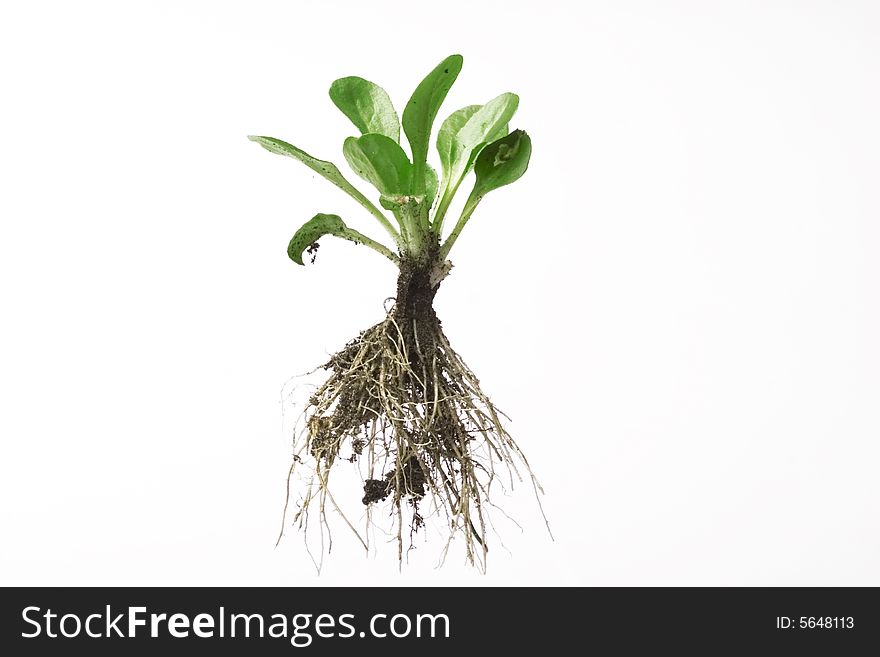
[279,257,546,571]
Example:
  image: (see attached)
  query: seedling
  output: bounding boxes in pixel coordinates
[250,54,545,570]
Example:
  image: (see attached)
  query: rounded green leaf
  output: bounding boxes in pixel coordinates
[472,129,532,198]
[329,77,400,142]
[402,54,463,193]
[287,213,347,265]
[343,133,412,196]
[443,93,519,188]
[437,104,481,183]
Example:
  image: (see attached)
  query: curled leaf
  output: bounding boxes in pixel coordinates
[472,129,532,198]
[287,213,347,265]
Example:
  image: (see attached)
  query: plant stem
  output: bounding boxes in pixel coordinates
[340,228,400,265]
[438,190,481,260]
[412,159,426,196]
[430,187,453,236]
[418,195,432,232]
[397,200,426,260]
[348,187,403,250]
[430,172,468,237]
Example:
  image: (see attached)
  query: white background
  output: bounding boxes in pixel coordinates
[1,1,878,586]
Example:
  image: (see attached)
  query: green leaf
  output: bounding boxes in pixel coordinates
[430,96,517,233]
[378,165,436,210]
[424,165,439,209]
[441,93,519,192]
[379,195,400,211]
[343,133,412,196]
[287,213,347,265]
[287,213,399,265]
[472,129,531,198]
[248,135,348,182]
[438,130,532,261]
[487,122,510,145]
[402,54,463,194]
[437,105,481,183]
[247,135,401,245]
[329,76,400,142]
[248,135,372,202]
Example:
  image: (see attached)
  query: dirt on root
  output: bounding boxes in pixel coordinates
[285,253,543,570]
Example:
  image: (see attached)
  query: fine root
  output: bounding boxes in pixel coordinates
[278,305,547,572]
